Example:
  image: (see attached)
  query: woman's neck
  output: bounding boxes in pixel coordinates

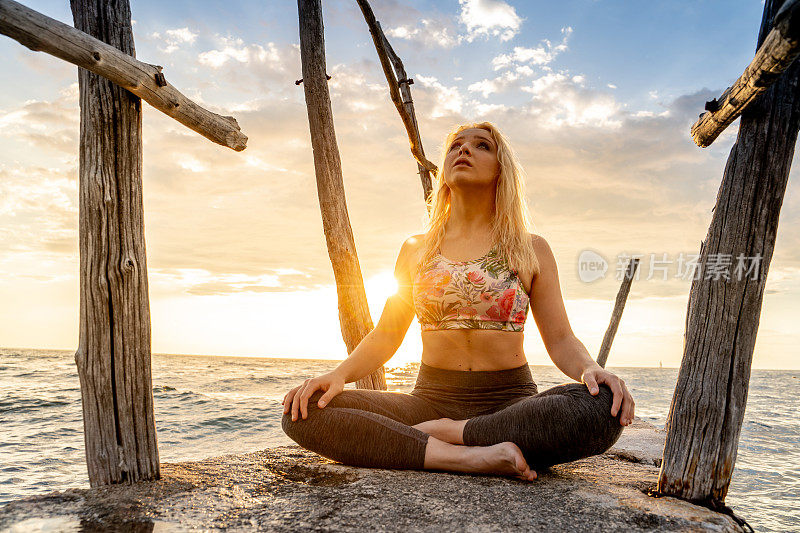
[446,188,495,239]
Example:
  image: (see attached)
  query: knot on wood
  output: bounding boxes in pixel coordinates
[154,72,167,87]
[704,98,720,112]
[294,74,332,85]
[397,77,414,85]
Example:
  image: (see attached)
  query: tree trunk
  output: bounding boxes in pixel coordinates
[297,0,386,390]
[72,0,159,486]
[658,0,800,505]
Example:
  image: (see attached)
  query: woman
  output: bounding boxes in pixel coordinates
[282,122,635,481]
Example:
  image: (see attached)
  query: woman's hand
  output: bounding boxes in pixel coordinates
[282,371,345,422]
[581,367,635,426]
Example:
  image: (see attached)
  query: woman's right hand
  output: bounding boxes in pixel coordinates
[282,371,345,421]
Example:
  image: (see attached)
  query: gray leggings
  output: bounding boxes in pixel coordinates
[282,363,623,471]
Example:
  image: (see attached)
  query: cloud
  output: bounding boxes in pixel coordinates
[150,27,198,54]
[384,0,523,49]
[458,0,523,42]
[521,72,623,129]
[467,27,573,97]
[385,18,464,49]
[491,27,573,70]
[198,37,283,68]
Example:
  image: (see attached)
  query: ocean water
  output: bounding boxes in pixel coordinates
[1,348,798,531]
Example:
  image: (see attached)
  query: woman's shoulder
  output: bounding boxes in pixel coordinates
[529,232,552,255]
[399,234,427,266]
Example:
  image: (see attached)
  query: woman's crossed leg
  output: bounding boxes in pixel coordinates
[281,383,622,481]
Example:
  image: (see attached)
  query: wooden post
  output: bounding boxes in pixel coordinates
[658,0,800,506]
[72,0,159,486]
[355,0,437,204]
[297,0,386,390]
[596,258,639,368]
[0,0,247,151]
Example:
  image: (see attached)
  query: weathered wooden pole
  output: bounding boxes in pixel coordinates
[72,0,159,486]
[0,0,247,151]
[597,258,639,368]
[355,0,437,204]
[298,0,386,390]
[658,0,800,506]
[691,0,799,147]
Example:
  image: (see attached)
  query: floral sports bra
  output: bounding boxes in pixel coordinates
[412,245,530,332]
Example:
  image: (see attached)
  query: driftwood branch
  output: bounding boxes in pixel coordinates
[596,258,639,368]
[355,0,436,203]
[298,0,386,391]
[0,0,247,151]
[691,0,800,147]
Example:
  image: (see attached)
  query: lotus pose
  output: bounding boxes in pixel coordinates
[282,122,635,481]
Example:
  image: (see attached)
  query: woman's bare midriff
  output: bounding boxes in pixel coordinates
[420,329,527,371]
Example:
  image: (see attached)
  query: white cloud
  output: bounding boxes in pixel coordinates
[386,18,464,49]
[151,27,198,54]
[491,27,573,70]
[522,72,623,128]
[415,74,465,117]
[458,0,523,42]
[199,37,282,68]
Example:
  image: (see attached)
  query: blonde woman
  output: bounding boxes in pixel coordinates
[282,122,635,481]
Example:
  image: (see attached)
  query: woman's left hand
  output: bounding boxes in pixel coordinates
[581,367,635,426]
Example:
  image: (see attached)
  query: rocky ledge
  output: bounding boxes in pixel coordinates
[0,420,740,532]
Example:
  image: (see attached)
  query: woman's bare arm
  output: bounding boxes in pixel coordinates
[529,234,635,425]
[283,237,419,420]
[331,237,418,383]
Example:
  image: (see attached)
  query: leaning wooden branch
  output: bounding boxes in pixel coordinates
[355,0,438,199]
[0,0,247,151]
[691,0,800,147]
[596,258,639,369]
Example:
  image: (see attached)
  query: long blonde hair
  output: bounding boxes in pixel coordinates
[418,121,540,277]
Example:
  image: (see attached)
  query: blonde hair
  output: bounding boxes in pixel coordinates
[417,121,540,277]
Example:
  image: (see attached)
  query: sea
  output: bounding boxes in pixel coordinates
[1,347,798,532]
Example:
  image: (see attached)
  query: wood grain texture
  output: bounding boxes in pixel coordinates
[71,0,159,486]
[356,0,435,204]
[691,0,799,147]
[0,0,247,151]
[298,0,386,390]
[659,0,800,505]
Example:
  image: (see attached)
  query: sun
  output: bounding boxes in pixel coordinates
[365,270,399,305]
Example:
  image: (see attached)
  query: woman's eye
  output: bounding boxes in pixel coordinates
[479,142,490,149]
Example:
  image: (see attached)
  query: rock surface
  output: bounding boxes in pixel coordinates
[0,420,740,532]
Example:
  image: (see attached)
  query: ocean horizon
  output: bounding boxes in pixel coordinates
[1,347,798,531]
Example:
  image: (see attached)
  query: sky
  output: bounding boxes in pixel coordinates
[1,0,798,369]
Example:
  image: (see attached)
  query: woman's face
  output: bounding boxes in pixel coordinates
[443,128,500,190]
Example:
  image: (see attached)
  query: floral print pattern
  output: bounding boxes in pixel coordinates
[412,246,530,332]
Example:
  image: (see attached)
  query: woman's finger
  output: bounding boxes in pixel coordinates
[283,386,300,413]
[604,377,624,418]
[291,381,309,421]
[299,380,321,420]
[621,390,635,425]
[582,372,600,395]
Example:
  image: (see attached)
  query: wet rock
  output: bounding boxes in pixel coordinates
[0,422,740,532]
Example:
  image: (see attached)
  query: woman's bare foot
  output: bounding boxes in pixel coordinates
[413,418,467,444]
[423,437,537,482]
[469,442,537,481]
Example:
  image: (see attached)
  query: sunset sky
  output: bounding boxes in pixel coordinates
[1,0,798,369]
